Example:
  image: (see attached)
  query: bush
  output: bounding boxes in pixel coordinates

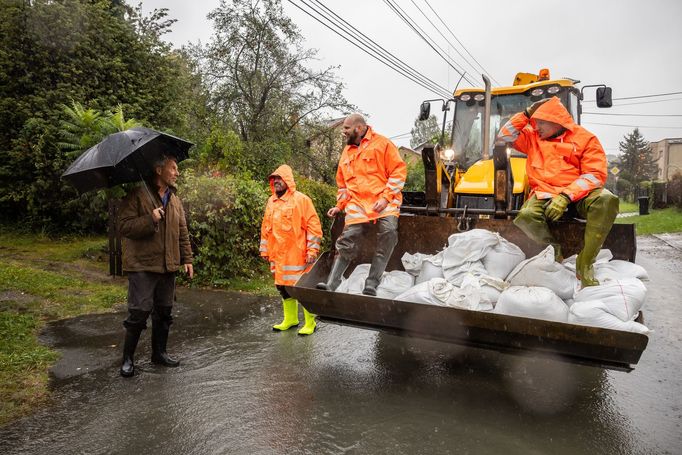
[668,173,682,209]
[295,176,337,250]
[180,171,269,285]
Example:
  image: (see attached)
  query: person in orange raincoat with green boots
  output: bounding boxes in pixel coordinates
[260,164,323,335]
[497,96,619,287]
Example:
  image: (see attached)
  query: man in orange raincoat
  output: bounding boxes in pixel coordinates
[260,165,322,335]
[316,114,407,295]
[497,96,619,287]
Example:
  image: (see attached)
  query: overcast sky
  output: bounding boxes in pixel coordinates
[140,0,682,154]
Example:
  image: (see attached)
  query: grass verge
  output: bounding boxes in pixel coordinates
[614,207,682,235]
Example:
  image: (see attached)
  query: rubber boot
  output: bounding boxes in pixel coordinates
[514,197,562,261]
[120,327,142,378]
[272,297,299,331]
[298,307,317,336]
[316,256,350,291]
[577,192,619,287]
[363,251,390,296]
[151,309,180,367]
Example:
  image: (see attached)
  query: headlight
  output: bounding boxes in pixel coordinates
[459,94,471,101]
[473,93,485,101]
[441,148,455,161]
[531,88,544,97]
[547,86,560,94]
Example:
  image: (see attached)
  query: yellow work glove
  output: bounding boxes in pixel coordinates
[544,194,571,221]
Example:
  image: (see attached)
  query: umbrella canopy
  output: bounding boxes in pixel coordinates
[62,127,193,194]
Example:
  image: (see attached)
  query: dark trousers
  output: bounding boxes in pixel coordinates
[123,271,176,330]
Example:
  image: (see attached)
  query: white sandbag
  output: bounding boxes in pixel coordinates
[443,229,499,269]
[494,286,569,322]
[443,260,488,286]
[478,275,510,304]
[594,260,649,282]
[395,277,493,311]
[336,264,371,295]
[568,300,650,335]
[376,270,415,299]
[562,249,613,272]
[574,278,647,321]
[482,236,526,279]
[401,252,430,277]
[415,251,445,284]
[507,246,578,300]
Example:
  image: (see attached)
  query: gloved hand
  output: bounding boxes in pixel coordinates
[526,98,551,117]
[544,194,571,221]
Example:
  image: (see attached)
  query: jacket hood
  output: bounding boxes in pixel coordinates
[269,164,296,196]
[531,96,576,132]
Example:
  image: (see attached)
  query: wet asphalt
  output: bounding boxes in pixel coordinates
[0,234,680,455]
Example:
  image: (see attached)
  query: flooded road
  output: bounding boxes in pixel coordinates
[1,234,681,454]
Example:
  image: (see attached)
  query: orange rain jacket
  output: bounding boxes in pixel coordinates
[260,165,323,286]
[497,96,607,202]
[335,126,407,225]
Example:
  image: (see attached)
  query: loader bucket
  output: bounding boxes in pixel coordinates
[287,216,647,371]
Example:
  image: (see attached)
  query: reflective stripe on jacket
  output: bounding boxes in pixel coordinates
[335,126,407,225]
[497,96,607,202]
[260,165,323,286]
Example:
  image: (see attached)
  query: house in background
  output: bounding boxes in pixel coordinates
[650,138,682,180]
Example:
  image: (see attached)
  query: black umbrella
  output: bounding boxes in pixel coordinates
[62,127,193,194]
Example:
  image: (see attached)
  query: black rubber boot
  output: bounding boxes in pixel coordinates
[120,328,142,378]
[363,252,388,296]
[151,307,180,367]
[316,256,350,291]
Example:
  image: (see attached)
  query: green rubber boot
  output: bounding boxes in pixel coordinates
[513,195,563,261]
[273,298,299,331]
[297,307,317,336]
[576,189,620,288]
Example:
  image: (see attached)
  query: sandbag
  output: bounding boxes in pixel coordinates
[376,270,415,299]
[568,300,650,335]
[574,278,647,321]
[443,260,488,286]
[443,229,499,269]
[415,251,445,284]
[395,277,493,311]
[401,252,431,277]
[494,286,569,322]
[482,236,526,280]
[507,246,578,300]
[595,260,649,282]
[336,264,371,295]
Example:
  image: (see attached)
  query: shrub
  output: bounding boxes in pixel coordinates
[668,173,682,209]
[295,176,337,250]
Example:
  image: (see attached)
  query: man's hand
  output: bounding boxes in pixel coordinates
[183,263,194,279]
[544,194,571,221]
[527,98,551,117]
[327,207,341,218]
[152,207,165,223]
[306,253,316,264]
[372,197,389,213]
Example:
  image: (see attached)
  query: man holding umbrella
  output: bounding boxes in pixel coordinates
[117,153,194,377]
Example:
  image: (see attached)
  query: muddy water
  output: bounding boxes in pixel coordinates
[0,235,681,455]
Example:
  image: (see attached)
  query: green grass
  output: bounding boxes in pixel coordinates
[615,207,682,235]
[618,200,639,213]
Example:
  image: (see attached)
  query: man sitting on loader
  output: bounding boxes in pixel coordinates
[316,113,407,295]
[497,96,619,287]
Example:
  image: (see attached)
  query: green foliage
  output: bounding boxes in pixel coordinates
[0,0,194,231]
[295,175,337,247]
[618,129,658,184]
[615,207,682,234]
[668,173,682,209]
[404,159,426,192]
[410,114,441,148]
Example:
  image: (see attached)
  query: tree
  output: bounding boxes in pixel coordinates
[618,128,658,183]
[195,0,354,177]
[410,114,441,148]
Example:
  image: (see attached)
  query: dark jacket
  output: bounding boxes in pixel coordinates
[118,184,193,273]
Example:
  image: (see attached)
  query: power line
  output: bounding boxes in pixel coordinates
[603,97,682,107]
[382,0,477,87]
[583,121,682,129]
[583,112,682,117]
[389,131,413,139]
[287,0,451,98]
[421,0,501,86]
[584,90,682,103]
[407,0,496,85]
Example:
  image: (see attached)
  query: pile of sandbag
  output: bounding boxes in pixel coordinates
[333,229,650,334]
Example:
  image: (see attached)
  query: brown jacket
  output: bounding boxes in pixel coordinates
[118,185,193,273]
